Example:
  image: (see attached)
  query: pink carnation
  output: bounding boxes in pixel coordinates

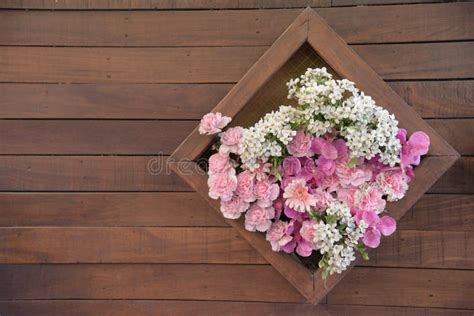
[357,185,386,213]
[300,220,318,247]
[255,179,280,207]
[312,188,335,210]
[245,204,275,232]
[198,112,231,135]
[219,127,243,154]
[207,169,237,202]
[283,178,317,212]
[287,131,313,157]
[377,169,408,201]
[208,152,231,175]
[266,221,293,251]
[311,137,338,160]
[317,157,336,176]
[236,170,256,203]
[220,195,249,219]
[336,162,372,187]
[354,210,396,248]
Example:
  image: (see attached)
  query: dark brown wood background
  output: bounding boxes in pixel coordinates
[0,0,473,315]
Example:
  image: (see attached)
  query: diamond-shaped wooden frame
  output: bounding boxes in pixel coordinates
[169,8,459,304]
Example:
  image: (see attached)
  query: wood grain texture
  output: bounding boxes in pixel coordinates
[0,264,305,302]
[2,193,471,230]
[351,42,474,80]
[1,264,472,308]
[329,267,474,309]
[399,194,474,232]
[0,83,232,119]
[0,156,468,192]
[0,156,191,192]
[333,0,447,5]
[0,300,471,316]
[0,120,196,155]
[390,81,474,118]
[0,227,472,269]
[1,43,472,83]
[1,3,472,46]
[0,192,226,227]
[0,227,266,264]
[0,118,467,155]
[0,81,472,119]
[0,0,330,9]
[431,157,474,194]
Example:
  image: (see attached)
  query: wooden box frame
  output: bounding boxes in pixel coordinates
[169,8,459,304]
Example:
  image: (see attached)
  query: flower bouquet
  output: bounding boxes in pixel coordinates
[198,68,430,278]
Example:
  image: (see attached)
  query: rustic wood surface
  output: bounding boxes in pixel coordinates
[0,1,472,314]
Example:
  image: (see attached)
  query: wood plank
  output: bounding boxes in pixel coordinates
[0,46,266,83]
[0,83,232,119]
[0,120,196,155]
[0,227,265,264]
[1,3,472,46]
[1,43,472,83]
[0,264,305,302]
[319,2,474,44]
[1,193,471,230]
[0,228,472,270]
[431,157,474,194]
[333,0,447,5]
[0,156,191,192]
[390,81,474,118]
[399,194,474,232]
[352,42,474,80]
[0,156,468,192]
[0,192,226,227]
[329,268,474,309]
[0,0,330,9]
[359,230,474,269]
[1,264,471,308]
[427,119,474,155]
[0,300,471,316]
[0,81,472,119]
[0,10,300,47]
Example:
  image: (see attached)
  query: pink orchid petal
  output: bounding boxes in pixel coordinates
[408,131,430,156]
[363,228,381,248]
[321,142,338,160]
[361,210,380,227]
[296,239,313,257]
[379,216,397,236]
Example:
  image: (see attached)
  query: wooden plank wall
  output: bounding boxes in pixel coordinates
[0,1,473,315]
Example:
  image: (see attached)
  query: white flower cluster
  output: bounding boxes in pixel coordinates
[312,202,366,275]
[239,106,297,170]
[287,68,401,166]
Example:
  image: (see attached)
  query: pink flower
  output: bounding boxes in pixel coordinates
[255,179,280,207]
[354,210,397,248]
[336,162,371,187]
[317,157,336,176]
[266,221,293,251]
[357,185,386,213]
[283,178,317,212]
[245,204,275,232]
[338,186,358,209]
[208,152,231,175]
[311,137,338,160]
[300,220,318,246]
[198,112,231,135]
[251,161,272,181]
[287,131,313,157]
[220,195,249,219]
[401,131,430,166]
[236,170,256,203]
[282,157,301,177]
[377,169,408,201]
[312,188,335,210]
[219,127,243,154]
[208,169,237,202]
